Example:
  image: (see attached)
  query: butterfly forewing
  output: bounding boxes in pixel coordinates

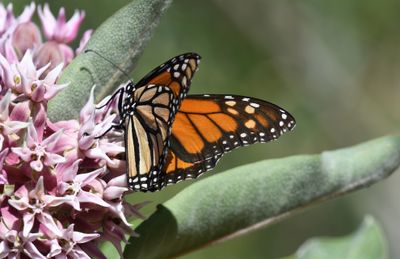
[161,94,296,182]
[123,53,201,191]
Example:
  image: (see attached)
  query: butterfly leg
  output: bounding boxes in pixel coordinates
[94,123,124,139]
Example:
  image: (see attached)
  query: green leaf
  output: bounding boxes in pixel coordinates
[124,135,400,258]
[48,0,172,121]
[282,216,388,259]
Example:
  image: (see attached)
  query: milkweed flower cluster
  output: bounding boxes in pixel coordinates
[0,3,143,259]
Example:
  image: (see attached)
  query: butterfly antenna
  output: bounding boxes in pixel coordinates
[84,49,132,81]
[80,66,96,83]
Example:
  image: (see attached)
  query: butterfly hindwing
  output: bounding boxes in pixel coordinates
[161,94,296,181]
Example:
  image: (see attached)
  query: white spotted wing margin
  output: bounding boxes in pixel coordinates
[125,84,180,192]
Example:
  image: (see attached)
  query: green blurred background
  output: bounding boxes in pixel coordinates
[10,0,400,258]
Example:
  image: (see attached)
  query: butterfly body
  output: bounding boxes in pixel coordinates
[101,52,295,192]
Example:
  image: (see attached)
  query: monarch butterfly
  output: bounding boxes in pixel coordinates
[98,53,295,192]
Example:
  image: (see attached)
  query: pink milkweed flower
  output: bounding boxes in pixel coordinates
[0,229,45,259]
[78,87,125,166]
[47,224,100,259]
[12,120,67,171]
[0,50,68,102]
[0,3,14,36]
[0,2,36,59]
[15,50,67,103]
[0,3,144,258]
[0,2,35,36]
[38,4,85,44]
[57,160,109,210]
[8,177,71,237]
[12,21,42,59]
[0,92,29,149]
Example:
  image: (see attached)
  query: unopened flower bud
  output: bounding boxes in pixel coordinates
[12,22,42,59]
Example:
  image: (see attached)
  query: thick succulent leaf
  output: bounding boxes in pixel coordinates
[48,0,172,121]
[124,135,400,258]
[282,216,388,259]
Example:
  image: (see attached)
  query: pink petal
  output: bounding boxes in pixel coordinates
[6,195,29,212]
[43,83,68,100]
[77,191,109,208]
[65,196,81,211]
[72,230,99,244]
[26,120,39,147]
[46,195,74,208]
[24,240,47,259]
[54,8,66,41]
[0,148,8,171]
[32,176,45,200]
[75,167,105,185]
[37,4,56,39]
[46,239,62,258]
[76,29,92,54]
[5,38,18,63]
[33,41,64,70]
[9,100,30,121]
[0,208,16,234]
[63,10,85,43]
[58,159,80,182]
[104,186,128,200]
[0,241,10,258]
[69,248,91,259]
[36,62,51,78]
[107,174,127,187]
[108,201,131,227]
[42,129,63,150]
[11,147,32,161]
[43,62,63,85]
[30,159,43,172]
[0,50,14,88]
[85,147,114,164]
[5,230,17,243]
[18,49,36,79]
[31,84,46,102]
[99,141,124,155]
[80,86,96,123]
[37,213,62,237]
[17,2,35,23]
[50,132,76,153]
[43,152,66,166]
[22,213,35,237]
[32,103,46,138]
[0,91,11,118]
[59,43,74,64]
[3,120,28,135]
[47,119,79,133]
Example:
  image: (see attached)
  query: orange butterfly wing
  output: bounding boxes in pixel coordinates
[124,53,201,192]
[162,95,295,182]
[134,53,200,98]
